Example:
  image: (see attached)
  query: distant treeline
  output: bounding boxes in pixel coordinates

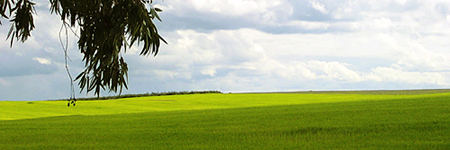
[64,91,222,101]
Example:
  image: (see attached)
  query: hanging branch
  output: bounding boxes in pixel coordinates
[50,0,166,97]
[59,21,76,107]
[1,0,166,99]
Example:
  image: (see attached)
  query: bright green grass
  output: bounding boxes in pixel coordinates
[0,92,449,149]
[2,93,450,120]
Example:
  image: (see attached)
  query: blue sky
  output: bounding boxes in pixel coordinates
[1,0,450,100]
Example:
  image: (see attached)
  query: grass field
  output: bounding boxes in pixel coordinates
[0,90,449,149]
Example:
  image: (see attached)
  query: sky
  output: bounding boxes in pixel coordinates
[1,0,450,100]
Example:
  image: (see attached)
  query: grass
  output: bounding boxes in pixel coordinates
[0,90,449,149]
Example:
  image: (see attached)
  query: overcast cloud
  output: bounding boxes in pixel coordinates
[1,0,450,100]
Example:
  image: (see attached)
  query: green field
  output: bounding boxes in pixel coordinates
[1,91,449,149]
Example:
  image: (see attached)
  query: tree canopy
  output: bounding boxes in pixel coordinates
[0,0,166,97]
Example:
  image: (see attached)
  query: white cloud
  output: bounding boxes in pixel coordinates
[201,67,217,77]
[33,57,51,65]
[306,61,361,81]
[170,0,287,17]
[153,69,186,79]
[366,67,450,86]
[129,28,450,90]
[310,0,328,14]
[286,20,330,30]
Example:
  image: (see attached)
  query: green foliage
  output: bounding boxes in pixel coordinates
[0,0,166,96]
[0,0,13,24]
[1,0,35,46]
[0,92,449,149]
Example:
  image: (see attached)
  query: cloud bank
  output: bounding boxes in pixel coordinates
[1,0,450,100]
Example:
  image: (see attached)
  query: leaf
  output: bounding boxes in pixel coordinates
[150,8,161,22]
[154,7,162,12]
